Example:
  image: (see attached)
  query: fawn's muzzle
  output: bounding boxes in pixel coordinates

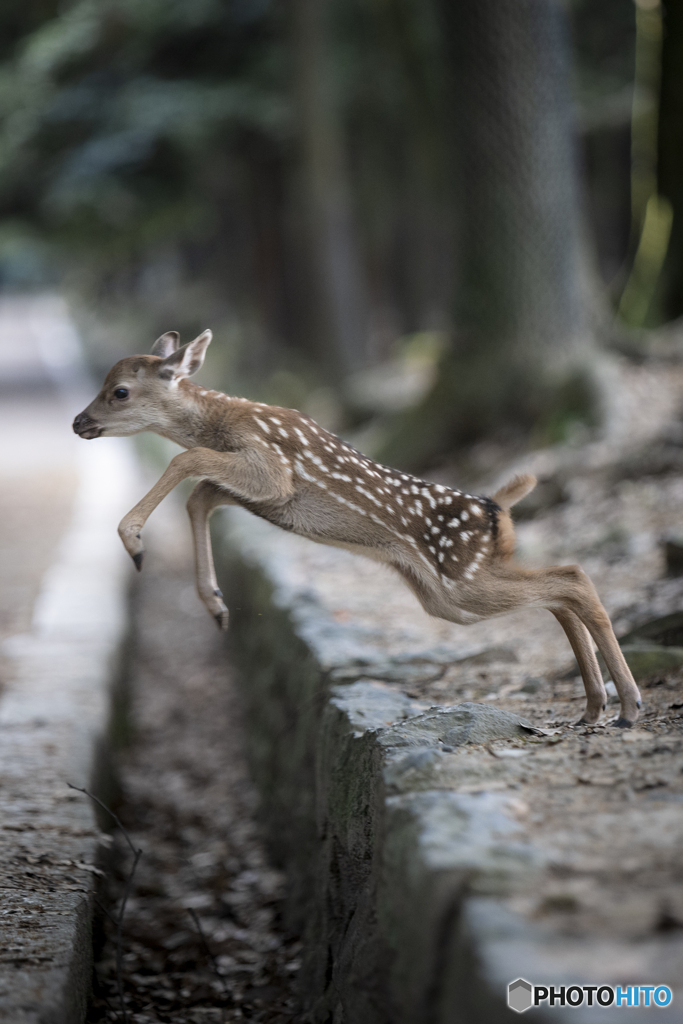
[72,411,103,439]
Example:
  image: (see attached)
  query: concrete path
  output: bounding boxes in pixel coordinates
[0,296,138,1023]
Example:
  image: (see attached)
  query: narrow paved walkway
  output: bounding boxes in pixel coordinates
[0,295,81,691]
[0,295,138,1023]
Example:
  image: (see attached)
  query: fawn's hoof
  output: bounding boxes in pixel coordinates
[576,702,604,726]
[214,608,229,631]
[613,717,634,729]
[118,521,145,566]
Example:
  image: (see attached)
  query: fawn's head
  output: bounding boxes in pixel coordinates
[73,330,212,439]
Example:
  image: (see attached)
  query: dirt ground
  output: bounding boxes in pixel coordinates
[87,515,301,1024]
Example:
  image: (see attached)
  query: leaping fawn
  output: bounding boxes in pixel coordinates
[73,330,642,727]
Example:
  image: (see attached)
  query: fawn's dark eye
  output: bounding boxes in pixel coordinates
[113,387,129,400]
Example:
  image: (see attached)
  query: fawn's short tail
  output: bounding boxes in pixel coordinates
[491,474,537,560]
[492,473,537,511]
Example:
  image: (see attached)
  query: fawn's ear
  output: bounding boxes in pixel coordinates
[151,331,180,358]
[158,330,212,380]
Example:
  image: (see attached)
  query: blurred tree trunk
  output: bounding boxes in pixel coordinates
[658,0,683,320]
[290,0,369,377]
[378,0,591,469]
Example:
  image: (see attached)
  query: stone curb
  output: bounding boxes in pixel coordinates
[217,510,682,1024]
[0,384,139,1017]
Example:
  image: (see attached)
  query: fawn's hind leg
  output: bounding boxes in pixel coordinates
[459,562,641,725]
[537,566,640,725]
[571,588,641,727]
[552,609,606,725]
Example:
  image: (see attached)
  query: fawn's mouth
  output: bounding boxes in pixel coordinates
[72,413,103,439]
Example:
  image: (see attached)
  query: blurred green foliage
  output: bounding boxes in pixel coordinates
[4,0,679,467]
[0,0,456,396]
[0,0,286,272]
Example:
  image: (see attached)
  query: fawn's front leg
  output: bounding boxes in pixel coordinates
[119,445,293,570]
[186,480,236,630]
[118,448,237,569]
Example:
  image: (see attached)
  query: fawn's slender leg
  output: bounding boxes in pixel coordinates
[118,448,237,567]
[186,480,236,630]
[552,609,606,725]
[541,568,641,725]
[538,567,641,725]
[461,562,641,725]
[573,598,641,727]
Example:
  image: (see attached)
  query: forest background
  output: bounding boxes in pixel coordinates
[0,0,681,472]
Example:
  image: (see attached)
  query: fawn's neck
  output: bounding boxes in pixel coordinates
[154,380,245,451]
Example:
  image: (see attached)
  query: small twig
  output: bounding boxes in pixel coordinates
[67,782,138,857]
[68,783,142,1024]
[95,895,119,927]
[113,847,142,1023]
[187,907,232,1001]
